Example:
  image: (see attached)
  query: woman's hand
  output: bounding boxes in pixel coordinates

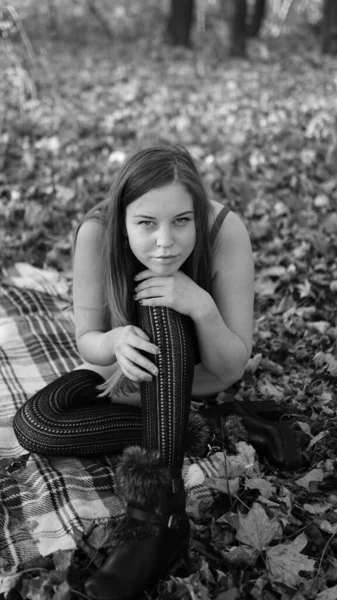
[133,270,211,319]
[114,325,159,382]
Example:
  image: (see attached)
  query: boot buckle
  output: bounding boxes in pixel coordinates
[167,514,180,529]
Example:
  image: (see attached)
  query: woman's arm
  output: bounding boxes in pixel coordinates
[192,211,254,389]
[73,219,120,366]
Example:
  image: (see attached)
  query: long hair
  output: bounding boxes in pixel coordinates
[74,144,213,396]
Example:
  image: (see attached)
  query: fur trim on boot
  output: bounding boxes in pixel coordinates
[116,446,171,512]
[112,446,188,545]
[185,411,210,457]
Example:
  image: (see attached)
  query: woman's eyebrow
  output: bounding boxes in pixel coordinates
[133,210,194,218]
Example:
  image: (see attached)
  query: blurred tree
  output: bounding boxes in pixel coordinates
[322,0,337,54]
[167,0,194,47]
[248,0,267,38]
[230,0,247,57]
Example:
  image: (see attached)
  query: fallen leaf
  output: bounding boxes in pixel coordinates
[258,380,283,400]
[25,202,49,227]
[53,550,74,571]
[244,353,262,374]
[215,588,239,600]
[307,431,328,450]
[255,278,279,297]
[318,520,337,535]
[87,523,115,550]
[245,477,275,499]
[0,573,22,595]
[325,354,337,377]
[315,584,337,600]
[303,503,331,515]
[56,186,76,205]
[297,421,313,437]
[53,580,71,600]
[236,503,282,551]
[250,575,269,600]
[307,321,331,334]
[221,545,259,567]
[266,533,316,588]
[296,469,325,491]
[314,194,330,208]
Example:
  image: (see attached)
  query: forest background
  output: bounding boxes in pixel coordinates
[1,1,337,599]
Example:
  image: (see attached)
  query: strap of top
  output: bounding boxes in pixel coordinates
[210,206,230,246]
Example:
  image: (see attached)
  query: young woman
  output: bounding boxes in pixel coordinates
[13,144,254,600]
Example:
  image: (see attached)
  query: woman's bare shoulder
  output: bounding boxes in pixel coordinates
[208,200,251,276]
[76,217,105,247]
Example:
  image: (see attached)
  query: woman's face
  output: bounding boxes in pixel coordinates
[125,182,196,275]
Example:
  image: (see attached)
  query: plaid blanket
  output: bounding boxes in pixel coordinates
[0,263,218,577]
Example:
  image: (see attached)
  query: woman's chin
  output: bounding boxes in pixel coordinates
[151,264,180,276]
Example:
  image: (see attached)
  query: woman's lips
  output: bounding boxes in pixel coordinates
[154,256,178,262]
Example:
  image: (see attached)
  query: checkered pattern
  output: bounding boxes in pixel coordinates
[0,263,217,577]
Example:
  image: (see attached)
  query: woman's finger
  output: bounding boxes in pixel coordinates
[132,326,150,341]
[134,270,162,282]
[123,346,158,376]
[119,356,153,382]
[135,277,168,292]
[130,333,160,356]
[135,287,166,300]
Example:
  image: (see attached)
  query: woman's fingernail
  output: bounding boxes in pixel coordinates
[145,375,152,382]
[152,368,158,375]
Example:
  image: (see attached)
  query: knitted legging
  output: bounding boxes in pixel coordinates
[13,307,195,468]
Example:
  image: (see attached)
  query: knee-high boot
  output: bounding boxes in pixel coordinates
[84,306,196,600]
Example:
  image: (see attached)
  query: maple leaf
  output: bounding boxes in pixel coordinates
[215,588,239,600]
[245,477,275,499]
[266,533,316,589]
[164,573,211,600]
[295,468,325,491]
[316,584,337,600]
[53,549,74,571]
[236,502,282,551]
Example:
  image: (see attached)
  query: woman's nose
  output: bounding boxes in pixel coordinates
[156,226,174,247]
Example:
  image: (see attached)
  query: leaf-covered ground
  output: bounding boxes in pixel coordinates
[2,1,337,599]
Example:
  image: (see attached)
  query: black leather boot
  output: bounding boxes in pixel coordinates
[199,396,302,470]
[84,446,190,600]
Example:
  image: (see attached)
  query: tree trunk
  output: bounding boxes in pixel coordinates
[322,0,337,55]
[248,0,267,38]
[167,0,194,47]
[230,0,247,57]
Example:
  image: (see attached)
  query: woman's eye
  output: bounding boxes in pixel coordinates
[175,218,190,225]
[139,221,154,227]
